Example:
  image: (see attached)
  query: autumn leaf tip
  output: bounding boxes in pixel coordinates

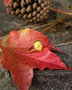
[4,0,12,14]
[65,67,72,71]
[0,39,3,47]
[4,0,12,6]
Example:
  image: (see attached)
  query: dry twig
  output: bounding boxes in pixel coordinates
[61,22,72,27]
[54,42,72,47]
[41,15,71,33]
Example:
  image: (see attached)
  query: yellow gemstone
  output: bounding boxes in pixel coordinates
[34,40,43,51]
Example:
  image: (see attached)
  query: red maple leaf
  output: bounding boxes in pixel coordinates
[0,28,72,90]
[4,0,12,6]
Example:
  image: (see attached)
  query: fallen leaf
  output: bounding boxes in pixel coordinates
[4,0,12,6]
[4,0,12,14]
[0,28,72,90]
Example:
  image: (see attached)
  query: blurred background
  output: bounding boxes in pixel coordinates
[51,0,72,12]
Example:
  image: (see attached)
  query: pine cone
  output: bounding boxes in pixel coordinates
[9,0,50,23]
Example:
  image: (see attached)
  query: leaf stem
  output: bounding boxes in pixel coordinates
[41,15,69,33]
[61,21,72,27]
[51,7,72,15]
[31,22,52,30]
[54,42,72,47]
[11,20,28,30]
